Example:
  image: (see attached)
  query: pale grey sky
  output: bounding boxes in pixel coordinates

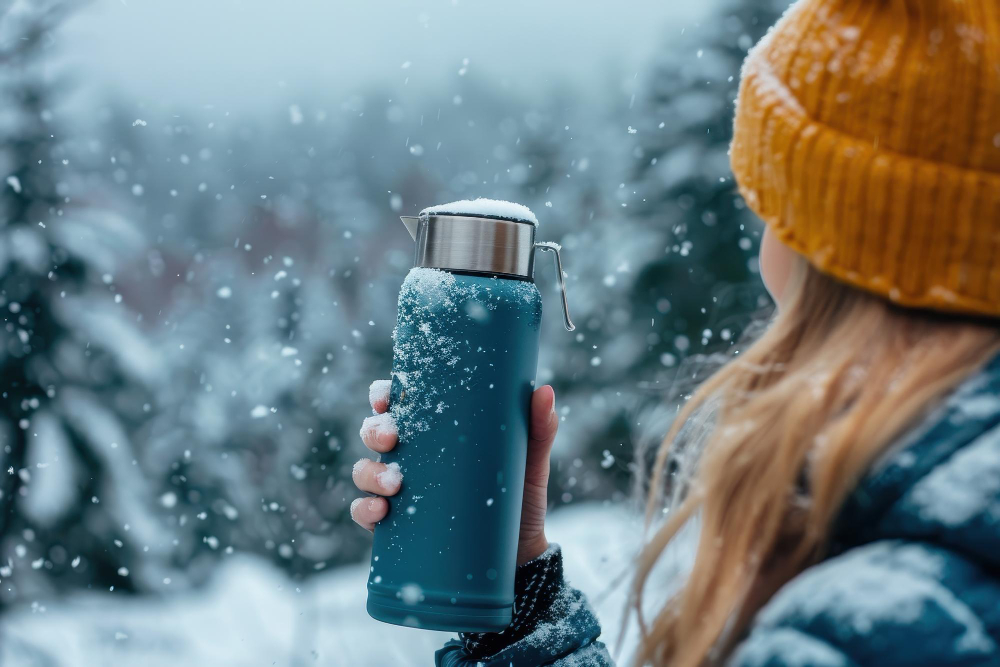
[61,0,713,110]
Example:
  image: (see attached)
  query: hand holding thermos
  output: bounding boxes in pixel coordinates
[351,382,559,566]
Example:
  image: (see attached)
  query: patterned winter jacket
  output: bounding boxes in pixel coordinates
[436,353,1000,666]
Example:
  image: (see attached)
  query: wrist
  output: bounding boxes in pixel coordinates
[461,543,565,660]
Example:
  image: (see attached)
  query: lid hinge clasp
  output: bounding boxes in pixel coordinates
[534,241,575,332]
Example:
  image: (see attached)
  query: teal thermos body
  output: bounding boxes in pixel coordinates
[366,204,574,632]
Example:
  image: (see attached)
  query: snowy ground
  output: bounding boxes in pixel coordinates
[0,503,641,667]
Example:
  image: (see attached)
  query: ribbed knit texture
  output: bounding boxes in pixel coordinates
[459,543,565,659]
[731,0,1000,317]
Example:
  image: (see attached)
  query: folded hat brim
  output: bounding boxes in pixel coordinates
[731,55,1000,318]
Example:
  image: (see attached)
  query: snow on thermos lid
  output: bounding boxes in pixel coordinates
[399,197,574,331]
[418,197,538,225]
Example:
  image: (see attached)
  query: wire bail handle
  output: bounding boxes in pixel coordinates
[534,241,575,332]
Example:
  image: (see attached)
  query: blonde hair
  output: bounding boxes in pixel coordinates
[631,257,1000,666]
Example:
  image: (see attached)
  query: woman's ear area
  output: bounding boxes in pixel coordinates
[759,226,796,306]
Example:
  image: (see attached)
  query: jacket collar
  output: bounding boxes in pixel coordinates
[829,352,1000,555]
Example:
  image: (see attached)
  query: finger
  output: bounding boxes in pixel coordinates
[525,385,558,487]
[369,379,391,414]
[529,385,558,449]
[350,495,389,532]
[360,413,398,453]
[352,458,402,495]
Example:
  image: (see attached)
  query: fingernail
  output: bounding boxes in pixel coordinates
[368,497,379,511]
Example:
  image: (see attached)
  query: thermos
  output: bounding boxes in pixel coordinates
[366,202,574,632]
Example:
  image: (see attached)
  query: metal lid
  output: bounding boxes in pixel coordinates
[400,212,575,330]
[401,213,536,278]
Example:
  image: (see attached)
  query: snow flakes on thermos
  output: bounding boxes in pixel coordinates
[366,199,574,632]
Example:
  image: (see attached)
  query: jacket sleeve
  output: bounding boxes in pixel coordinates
[727,540,1000,667]
[435,544,613,666]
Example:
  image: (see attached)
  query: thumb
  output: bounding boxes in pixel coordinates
[525,384,558,487]
[518,385,557,564]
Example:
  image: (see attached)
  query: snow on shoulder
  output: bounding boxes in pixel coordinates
[419,197,538,225]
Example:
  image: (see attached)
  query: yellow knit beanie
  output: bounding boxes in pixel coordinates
[731,0,1000,317]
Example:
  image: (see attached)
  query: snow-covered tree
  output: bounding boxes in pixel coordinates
[0,1,165,604]
[137,119,400,580]
[626,1,792,376]
[486,2,794,509]
[596,0,793,498]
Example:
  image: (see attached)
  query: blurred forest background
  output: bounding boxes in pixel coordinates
[0,0,788,663]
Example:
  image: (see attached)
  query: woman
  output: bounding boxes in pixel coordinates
[352,0,1000,664]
